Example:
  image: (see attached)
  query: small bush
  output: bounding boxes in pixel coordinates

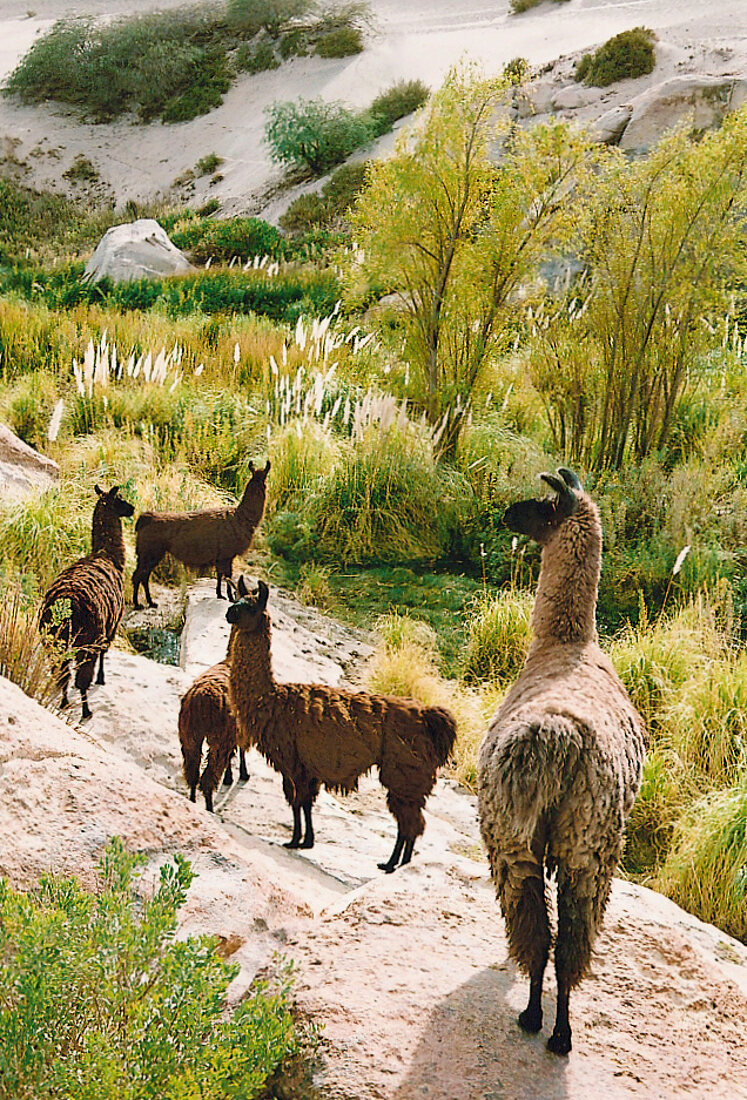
[265,96,373,175]
[315,26,364,57]
[62,154,99,182]
[280,160,369,233]
[575,27,656,87]
[297,560,333,607]
[280,192,330,234]
[236,38,282,72]
[462,589,534,684]
[227,0,315,37]
[0,838,296,1099]
[510,0,570,11]
[368,79,429,136]
[161,51,232,123]
[172,215,282,263]
[195,152,224,175]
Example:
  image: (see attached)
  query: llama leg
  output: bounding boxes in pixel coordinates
[548,866,609,1055]
[181,734,203,804]
[401,838,415,865]
[299,795,316,849]
[223,751,235,786]
[96,650,106,685]
[75,652,97,721]
[378,830,405,872]
[215,558,233,600]
[142,569,157,609]
[238,748,249,782]
[498,852,551,1036]
[285,805,303,848]
[57,658,71,709]
[200,741,233,812]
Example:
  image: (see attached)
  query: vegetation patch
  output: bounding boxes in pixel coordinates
[0,838,296,1099]
[575,26,656,86]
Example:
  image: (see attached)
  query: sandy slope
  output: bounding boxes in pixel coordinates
[0,0,744,218]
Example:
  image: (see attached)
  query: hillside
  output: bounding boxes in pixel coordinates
[0,0,744,213]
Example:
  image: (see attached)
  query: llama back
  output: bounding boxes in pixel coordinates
[41,555,124,646]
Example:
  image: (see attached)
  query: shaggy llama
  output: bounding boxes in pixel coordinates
[40,484,135,721]
[226,577,456,871]
[179,657,248,812]
[478,468,646,1055]
[132,459,270,608]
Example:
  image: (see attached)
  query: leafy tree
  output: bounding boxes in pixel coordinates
[265,97,372,174]
[530,112,747,470]
[349,64,594,457]
[0,838,295,1100]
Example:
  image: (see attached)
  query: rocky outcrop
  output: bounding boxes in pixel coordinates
[84,218,194,284]
[620,75,747,153]
[2,584,746,1097]
[0,423,59,501]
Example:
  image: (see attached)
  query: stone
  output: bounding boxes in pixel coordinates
[0,422,59,501]
[620,75,740,154]
[593,104,634,145]
[551,83,599,111]
[84,218,194,284]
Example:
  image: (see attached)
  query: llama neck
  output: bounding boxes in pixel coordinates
[229,616,275,695]
[91,504,125,572]
[236,482,265,528]
[529,498,601,649]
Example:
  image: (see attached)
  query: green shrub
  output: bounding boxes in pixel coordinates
[510,0,570,11]
[235,38,281,72]
[0,838,296,1099]
[368,79,429,136]
[62,154,99,182]
[462,589,534,684]
[280,161,369,233]
[195,151,224,175]
[227,0,314,37]
[655,779,747,942]
[315,26,364,57]
[575,27,656,87]
[171,215,283,263]
[265,97,373,175]
[161,50,232,123]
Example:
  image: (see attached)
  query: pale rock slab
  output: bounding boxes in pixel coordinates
[84,218,194,284]
[0,423,59,501]
[620,75,742,153]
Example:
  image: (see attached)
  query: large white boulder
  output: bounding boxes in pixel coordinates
[0,423,59,501]
[84,218,194,284]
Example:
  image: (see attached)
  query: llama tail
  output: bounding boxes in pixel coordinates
[482,715,583,844]
[425,706,457,768]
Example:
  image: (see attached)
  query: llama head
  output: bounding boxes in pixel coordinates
[94,484,135,519]
[225,575,269,631]
[240,459,271,502]
[503,467,583,547]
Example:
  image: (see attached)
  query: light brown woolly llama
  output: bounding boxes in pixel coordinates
[132,459,270,609]
[39,485,135,721]
[226,577,457,872]
[178,658,248,812]
[478,468,646,1055]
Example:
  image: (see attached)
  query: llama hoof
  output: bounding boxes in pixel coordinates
[299,837,315,849]
[377,861,396,873]
[133,601,142,611]
[96,673,105,685]
[284,839,301,849]
[547,1029,572,1056]
[518,1007,543,1034]
[189,790,196,803]
[223,773,233,787]
[81,707,92,721]
[147,600,158,609]
[217,593,227,601]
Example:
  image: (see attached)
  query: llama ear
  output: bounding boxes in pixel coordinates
[237,575,248,598]
[540,473,578,517]
[263,459,271,473]
[247,461,255,475]
[256,580,269,612]
[539,473,566,496]
[94,484,103,496]
[558,467,583,491]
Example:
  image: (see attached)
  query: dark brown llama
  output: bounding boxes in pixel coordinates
[178,657,249,812]
[478,468,646,1055]
[40,484,135,721]
[132,459,270,609]
[226,577,457,872]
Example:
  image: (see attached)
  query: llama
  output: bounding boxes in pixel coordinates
[178,657,249,812]
[226,577,457,871]
[132,459,270,609]
[39,484,135,721]
[478,468,645,1055]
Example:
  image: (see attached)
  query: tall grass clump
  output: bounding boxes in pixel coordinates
[311,425,465,564]
[0,484,91,588]
[665,656,747,785]
[0,583,60,706]
[366,612,488,790]
[655,779,747,943]
[0,838,296,1099]
[368,79,429,135]
[461,588,533,685]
